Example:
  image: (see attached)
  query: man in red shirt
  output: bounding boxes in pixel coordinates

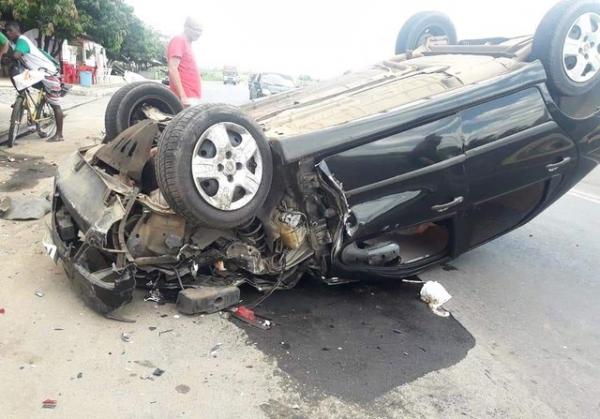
[167,17,202,106]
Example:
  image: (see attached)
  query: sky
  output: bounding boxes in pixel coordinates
[126,0,560,79]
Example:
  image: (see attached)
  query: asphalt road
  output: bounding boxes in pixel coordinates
[0,83,599,418]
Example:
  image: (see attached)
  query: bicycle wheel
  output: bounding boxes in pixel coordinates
[36,100,57,138]
[7,96,24,148]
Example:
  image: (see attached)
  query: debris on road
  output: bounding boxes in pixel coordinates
[34,290,44,298]
[148,326,157,331]
[210,343,222,357]
[230,305,272,330]
[152,368,165,377]
[420,281,452,317]
[0,195,51,221]
[0,307,5,314]
[77,372,83,379]
[134,360,156,368]
[158,329,174,336]
[121,332,133,343]
[175,384,190,394]
[42,399,57,409]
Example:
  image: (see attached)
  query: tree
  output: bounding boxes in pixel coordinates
[0,0,83,56]
[0,0,165,64]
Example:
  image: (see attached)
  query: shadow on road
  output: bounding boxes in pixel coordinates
[240,277,475,403]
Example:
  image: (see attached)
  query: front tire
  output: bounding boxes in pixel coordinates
[155,104,273,228]
[532,0,600,97]
[7,96,24,148]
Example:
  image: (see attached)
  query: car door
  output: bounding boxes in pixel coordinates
[323,114,468,259]
[460,88,578,249]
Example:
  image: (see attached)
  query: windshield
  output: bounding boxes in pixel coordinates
[261,73,294,88]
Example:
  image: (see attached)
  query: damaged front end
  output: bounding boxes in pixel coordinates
[48,121,323,314]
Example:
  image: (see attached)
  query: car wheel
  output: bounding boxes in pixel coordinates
[395,11,457,54]
[104,81,153,142]
[155,104,273,228]
[115,82,183,136]
[532,0,600,97]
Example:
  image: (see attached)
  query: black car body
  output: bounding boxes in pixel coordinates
[47,2,600,314]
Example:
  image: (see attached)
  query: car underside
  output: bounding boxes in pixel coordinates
[47,1,600,314]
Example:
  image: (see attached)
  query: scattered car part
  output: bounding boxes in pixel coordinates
[395,11,457,54]
[420,281,452,317]
[230,305,272,330]
[532,0,600,96]
[0,195,51,220]
[176,285,241,314]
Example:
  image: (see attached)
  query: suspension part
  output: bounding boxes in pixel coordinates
[237,217,268,253]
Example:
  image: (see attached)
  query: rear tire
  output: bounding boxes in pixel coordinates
[156,104,273,228]
[115,82,182,137]
[104,81,150,142]
[395,11,457,54]
[532,0,600,97]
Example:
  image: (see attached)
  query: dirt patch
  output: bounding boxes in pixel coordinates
[0,151,56,192]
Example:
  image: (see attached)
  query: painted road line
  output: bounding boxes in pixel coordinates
[569,189,600,205]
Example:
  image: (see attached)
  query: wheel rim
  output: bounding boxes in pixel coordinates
[416,25,447,47]
[563,12,600,83]
[191,122,263,211]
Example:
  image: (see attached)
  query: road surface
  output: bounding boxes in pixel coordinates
[0,83,598,418]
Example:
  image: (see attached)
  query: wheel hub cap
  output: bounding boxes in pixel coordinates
[563,12,600,83]
[191,122,263,211]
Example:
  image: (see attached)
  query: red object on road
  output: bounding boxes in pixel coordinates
[234,305,256,322]
[42,399,57,409]
[0,308,5,314]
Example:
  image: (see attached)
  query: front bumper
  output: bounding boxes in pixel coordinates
[48,150,136,313]
[48,218,135,313]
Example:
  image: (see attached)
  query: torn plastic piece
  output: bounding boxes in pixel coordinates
[230,305,272,330]
[42,399,57,409]
[121,332,133,343]
[420,281,452,317]
[34,290,44,298]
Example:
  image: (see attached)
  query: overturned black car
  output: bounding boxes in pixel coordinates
[47,1,600,314]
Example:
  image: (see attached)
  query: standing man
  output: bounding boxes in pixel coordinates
[5,22,64,142]
[167,17,202,106]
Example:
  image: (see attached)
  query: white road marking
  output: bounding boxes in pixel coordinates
[568,189,600,205]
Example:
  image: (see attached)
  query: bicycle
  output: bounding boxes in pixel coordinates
[6,66,58,148]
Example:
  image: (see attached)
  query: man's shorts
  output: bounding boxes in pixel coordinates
[41,75,62,106]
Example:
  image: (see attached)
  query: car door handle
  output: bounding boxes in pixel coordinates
[431,196,464,212]
[546,157,572,173]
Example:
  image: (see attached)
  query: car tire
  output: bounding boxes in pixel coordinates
[532,0,600,97]
[104,81,151,142]
[395,11,457,54]
[115,82,183,137]
[155,104,273,228]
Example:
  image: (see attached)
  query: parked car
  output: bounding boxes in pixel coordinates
[223,66,240,85]
[249,72,295,99]
[47,0,600,314]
